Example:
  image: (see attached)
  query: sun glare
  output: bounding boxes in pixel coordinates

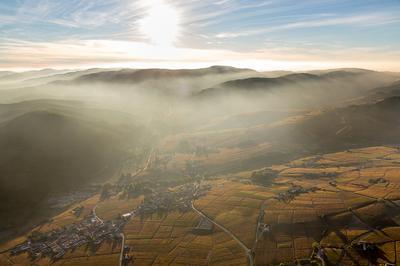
[139,0,181,47]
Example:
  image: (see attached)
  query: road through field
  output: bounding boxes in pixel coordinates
[116,149,154,266]
[92,204,103,224]
[119,233,125,266]
[191,202,254,266]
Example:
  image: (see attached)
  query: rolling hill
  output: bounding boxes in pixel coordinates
[163,94,400,175]
[198,70,397,96]
[193,70,399,111]
[72,65,255,84]
[0,66,257,103]
[0,100,150,237]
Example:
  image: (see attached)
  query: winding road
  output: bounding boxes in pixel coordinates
[191,202,254,266]
[92,204,103,224]
[93,202,130,266]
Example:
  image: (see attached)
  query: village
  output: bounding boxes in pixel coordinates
[9,213,124,261]
[135,182,211,218]
[8,180,212,263]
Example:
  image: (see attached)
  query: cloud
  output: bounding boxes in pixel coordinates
[215,13,400,38]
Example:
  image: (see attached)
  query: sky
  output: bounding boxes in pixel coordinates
[1,0,400,71]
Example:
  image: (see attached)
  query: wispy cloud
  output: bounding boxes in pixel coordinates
[216,13,400,38]
[3,0,142,31]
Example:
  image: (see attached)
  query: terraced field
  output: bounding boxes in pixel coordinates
[191,146,400,265]
[255,146,400,265]
[194,180,273,248]
[122,210,247,265]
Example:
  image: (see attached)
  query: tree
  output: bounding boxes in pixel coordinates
[100,183,113,200]
[250,168,278,186]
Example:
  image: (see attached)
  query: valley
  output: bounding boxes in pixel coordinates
[0,67,400,266]
[2,1,400,264]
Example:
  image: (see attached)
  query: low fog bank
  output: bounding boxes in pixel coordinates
[1,67,398,134]
[0,67,398,164]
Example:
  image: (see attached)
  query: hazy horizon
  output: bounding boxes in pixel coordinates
[1,65,399,74]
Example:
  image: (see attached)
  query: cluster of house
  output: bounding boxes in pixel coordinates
[121,245,133,266]
[255,206,270,243]
[136,182,211,217]
[9,215,125,261]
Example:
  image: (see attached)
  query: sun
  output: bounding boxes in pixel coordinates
[138,0,181,47]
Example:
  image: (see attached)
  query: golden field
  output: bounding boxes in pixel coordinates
[4,146,400,265]
[122,210,247,265]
